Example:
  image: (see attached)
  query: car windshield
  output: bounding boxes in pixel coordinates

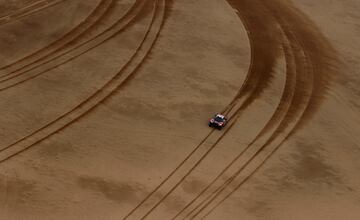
[214,116,224,122]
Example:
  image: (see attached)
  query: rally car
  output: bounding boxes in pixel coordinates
[208,114,228,130]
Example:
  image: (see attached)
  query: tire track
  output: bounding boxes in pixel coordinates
[0,0,138,87]
[121,1,283,219]
[222,0,281,117]
[0,0,164,163]
[0,0,146,92]
[0,0,114,74]
[0,0,66,26]
[182,0,338,218]
[265,0,338,135]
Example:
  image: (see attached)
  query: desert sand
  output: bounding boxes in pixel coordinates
[0,0,359,219]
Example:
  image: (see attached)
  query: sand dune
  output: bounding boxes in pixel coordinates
[0,0,358,219]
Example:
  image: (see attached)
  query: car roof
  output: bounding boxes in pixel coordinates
[215,114,225,118]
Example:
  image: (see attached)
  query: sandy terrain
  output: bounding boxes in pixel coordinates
[0,0,359,219]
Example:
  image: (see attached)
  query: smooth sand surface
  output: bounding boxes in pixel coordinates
[0,0,358,219]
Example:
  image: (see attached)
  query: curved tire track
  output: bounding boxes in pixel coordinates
[0,0,147,92]
[0,0,143,90]
[0,0,164,164]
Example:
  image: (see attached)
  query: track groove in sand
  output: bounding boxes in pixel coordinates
[0,0,145,91]
[0,0,66,26]
[0,0,164,163]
